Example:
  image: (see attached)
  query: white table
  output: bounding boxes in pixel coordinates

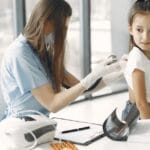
[34,137,150,150]
[34,92,150,150]
[1,92,150,150]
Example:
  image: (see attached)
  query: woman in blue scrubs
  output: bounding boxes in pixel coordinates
[0,0,126,120]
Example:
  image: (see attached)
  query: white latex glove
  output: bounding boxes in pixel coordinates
[119,54,128,71]
[83,54,128,94]
[81,55,127,90]
[101,55,117,66]
[102,70,123,86]
[121,54,128,61]
[84,70,123,95]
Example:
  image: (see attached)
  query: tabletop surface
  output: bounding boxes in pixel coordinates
[33,92,150,149]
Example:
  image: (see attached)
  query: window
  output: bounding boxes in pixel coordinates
[65,0,82,79]
[91,0,127,97]
[0,0,14,63]
[91,0,112,96]
[25,0,82,79]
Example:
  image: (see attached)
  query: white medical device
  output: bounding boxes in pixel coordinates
[0,110,57,150]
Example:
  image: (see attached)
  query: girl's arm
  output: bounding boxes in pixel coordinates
[132,69,150,119]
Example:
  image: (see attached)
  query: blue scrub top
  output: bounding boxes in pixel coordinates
[0,34,51,119]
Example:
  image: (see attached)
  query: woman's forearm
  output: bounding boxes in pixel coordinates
[49,82,85,112]
[32,82,86,113]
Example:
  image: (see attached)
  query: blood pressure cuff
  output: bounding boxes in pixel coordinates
[103,101,139,141]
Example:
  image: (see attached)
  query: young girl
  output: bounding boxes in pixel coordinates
[124,0,150,119]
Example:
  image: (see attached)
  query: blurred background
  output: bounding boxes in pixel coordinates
[0,0,134,102]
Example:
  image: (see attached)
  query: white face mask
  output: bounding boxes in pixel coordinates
[44,33,55,50]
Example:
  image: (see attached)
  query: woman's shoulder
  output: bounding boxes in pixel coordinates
[4,34,34,61]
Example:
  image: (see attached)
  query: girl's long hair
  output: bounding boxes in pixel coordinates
[128,0,150,51]
[23,0,72,92]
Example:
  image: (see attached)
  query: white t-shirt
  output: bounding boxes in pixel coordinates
[124,47,150,102]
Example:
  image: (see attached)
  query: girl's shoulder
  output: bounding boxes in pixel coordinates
[128,47,146,62]
[126,47,147,72]
[129,47,142,56]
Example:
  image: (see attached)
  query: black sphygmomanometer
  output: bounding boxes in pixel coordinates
[102,102,139,141]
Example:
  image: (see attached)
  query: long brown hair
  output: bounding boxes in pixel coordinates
[128,0,150,51]
[23,0,72,92]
